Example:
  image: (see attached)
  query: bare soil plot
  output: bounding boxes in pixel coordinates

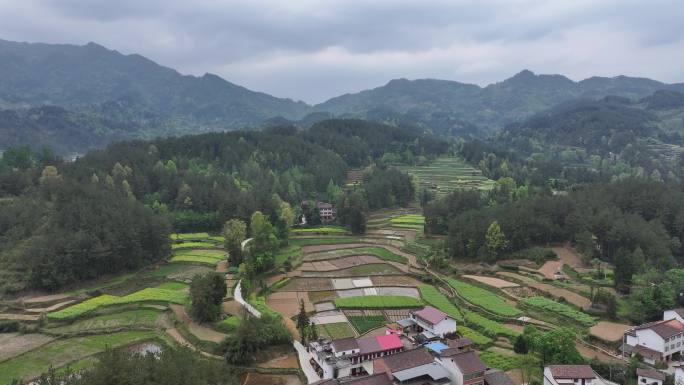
[312,314,348,325]
[498,272,591,309]
[371,275,422,287]
[503,324,525,334]
[302,264,402,277]
[506,370,524,385]
[336,288,364,297]
[301,255,386,271]
[314,302,336,312]
[590,321,632,342]
[25,300,77,313]
[243,373,301,385]
[332,278,355,290]
[171,304,228,343]
[463,275,519,288]
[575,342,623,364]
[266,292,313,318]
[259,352,299,369]
[0,333,56,361]
[551,246,585,269]
[497,259,539,269]
[215,260,228,273]
[497,272,538,285]
[0,313,40,321]
[308,290,337,303]
[280,277,333,291]
[538,260,565,280]
[20,293,72,305]
[377,287,420,298]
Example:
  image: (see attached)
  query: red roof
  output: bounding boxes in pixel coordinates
[413,306,449,325]
[376,334,403,350]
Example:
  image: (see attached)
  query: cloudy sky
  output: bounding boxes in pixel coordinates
[1,0,683,103]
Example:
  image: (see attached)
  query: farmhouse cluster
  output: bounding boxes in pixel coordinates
[622,308,684,364]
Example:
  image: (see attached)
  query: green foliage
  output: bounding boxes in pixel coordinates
[316,322,356,339]
[171,242,217,250]
[291,226,348,235]
[222,314,292,365]
[222,219,246,266]
[46,309,163,334]
[0,331,158,384]
[171,249,226,265]
[527,327,584,365]
[29,347,236,385]
[334,295,423,309]
[306,246,407,264]
[418,285,463,321]
[190,273,227,322]
[463,310,519,339]
[348,316,387,334]
[479,350,521,371]
[521,297,596,326]
[48,295,120,320]
[458,325,493,347]
[398,157,495,199]
[216,316,241,333]
[447,279,521,317]
[171,233,211,241]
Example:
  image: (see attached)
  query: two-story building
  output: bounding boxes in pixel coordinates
[623,311,684,364]
[373,347,452,384]
[436,349,486,385]
[309,334,405,379]
[674,364,683,385]
[543,365,618,385]
[318,202,336,222]
[404,306,458,338]
[636,368,665,385]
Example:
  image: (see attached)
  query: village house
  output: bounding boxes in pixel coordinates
[436,349,486,385]
[543,365,618,385]
[373,347,452,384]
[674,364,684,385]
[622,309,684,364]
[636,368,666,385]
[318,202,336,222]
[400,306,458,339]
[309,334,405,379]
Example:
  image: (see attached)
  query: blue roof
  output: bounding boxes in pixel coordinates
[425,341,449,353]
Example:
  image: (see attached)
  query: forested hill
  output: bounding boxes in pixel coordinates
[0,39,308,136]
[314,70,684,135]
[491,91,684,184]
[0,119,447,294]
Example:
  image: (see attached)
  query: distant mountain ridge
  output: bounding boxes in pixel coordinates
[1,38,684,153]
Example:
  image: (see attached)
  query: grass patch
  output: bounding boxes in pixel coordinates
[334,295,423,309]
[447,279,521,317]
[458,325,494,347]
[348,316,387,334]
[171,241,220,250]
[154,282,189,291]
[307,291,338,303]
[463,310,519,339]
[171,233,210,241]
[46,309,163,335]
[275,245,301,267]
[271,277,291,291]
[291,226,348,235]
[216,316,241,333]
[171,249,225,265]
[521,297,596,326]
[0,331,158,384]
[397,157,496,197]
[418,285,463,321]
[306,246,407,264]
[316,322,356,339]
[479,350,521,371]
[49,289,188,320]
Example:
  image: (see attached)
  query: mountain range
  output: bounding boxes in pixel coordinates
[1,38,684,154]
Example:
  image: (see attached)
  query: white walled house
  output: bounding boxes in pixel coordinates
[674,364,684,385]
[623,314,684,364]
[437,349,486,385]
[408,306,457,338]
[636,368,665,385]
[544,366,598,385]
[664,309,684,324]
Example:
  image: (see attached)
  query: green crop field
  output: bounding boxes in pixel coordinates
[49,288,188,319]
[348,316,387,334]
[154,282,189,291]
[479,350,521,371]
[216,316,241,333]
[458,325,493,347]
[0,331,158,384]
[463,310,519,339]
[418,285,463,321]
[334,295,423,309]
[304,263,402,277]
[306,246,407,264]
[521,297,596,326]
[171,233,210,241]
[46,309,164,334]
[397,157,495,196]
[171,249,226,265]
[448,279,521,317]
[291,226,348,235]
[290,237,362,246]
[171,241,219,250]
[316,322,356,339]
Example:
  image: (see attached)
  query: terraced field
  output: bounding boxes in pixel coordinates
[397,157,495,196]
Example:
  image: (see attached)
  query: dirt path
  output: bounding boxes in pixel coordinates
[590,321,632,342]
[575,341,623,364]
[551,246,585,269]
[25,300,77,313]
[538,260,564,280]
[462,275,518,288]
[20,293,72,304]
[165,328,222,359]
[170,304,228,343]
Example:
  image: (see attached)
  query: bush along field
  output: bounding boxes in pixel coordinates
[463,310,520,340]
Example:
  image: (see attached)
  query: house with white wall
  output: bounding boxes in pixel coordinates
[623,311,684,364]
[407,306,458,338]
[674,364,684,385]
[436,349,486,385]
[636,368,665,385]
